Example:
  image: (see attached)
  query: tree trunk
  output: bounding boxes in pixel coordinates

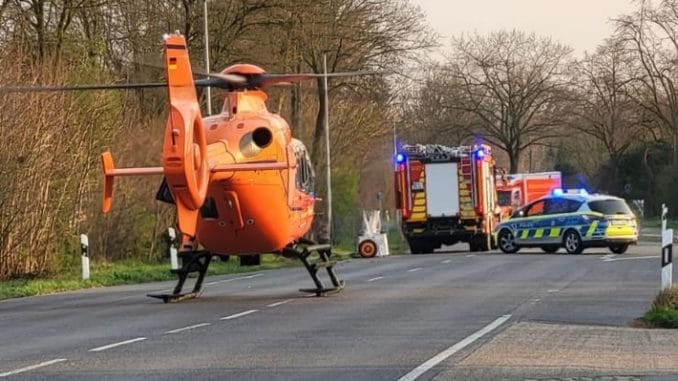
[508,149,520,174]
[311,77,326,170]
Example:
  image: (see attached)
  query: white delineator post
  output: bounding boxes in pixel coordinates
[661,204,673,291]
[168,227,179,271]
[80,234,90,280]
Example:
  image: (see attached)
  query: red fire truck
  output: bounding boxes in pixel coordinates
[394,143,500,254]
[496,171,562,219]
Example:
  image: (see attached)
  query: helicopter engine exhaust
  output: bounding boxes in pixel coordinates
[252,127,272,148]
[240,127,273,157]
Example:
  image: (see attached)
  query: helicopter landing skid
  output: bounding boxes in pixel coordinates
[148,250,212,303]
[288,241,345,296]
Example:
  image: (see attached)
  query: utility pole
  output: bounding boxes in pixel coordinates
[203,0,211,115]
[323,52,332,242]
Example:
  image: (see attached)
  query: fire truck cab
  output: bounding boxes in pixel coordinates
[395,143,500,254]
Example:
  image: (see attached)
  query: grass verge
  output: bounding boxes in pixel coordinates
[0,249,354,301]
[642,287,678,328]
[641,217,678,230]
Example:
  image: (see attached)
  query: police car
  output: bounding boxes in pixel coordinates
[495,189,638,254]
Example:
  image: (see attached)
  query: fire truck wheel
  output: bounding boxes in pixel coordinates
[408,239,434,254]
[478,234,491,251]
[498,229,519,254]
[358,240,378,258]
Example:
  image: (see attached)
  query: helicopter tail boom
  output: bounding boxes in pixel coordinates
[101,152,164,213]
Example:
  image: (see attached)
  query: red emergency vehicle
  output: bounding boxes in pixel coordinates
[395,143,500,253]
[496,171,562,219]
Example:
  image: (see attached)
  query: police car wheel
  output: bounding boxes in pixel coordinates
[498,229,518,254]
[563,230,584,254]
[609,244,629,254]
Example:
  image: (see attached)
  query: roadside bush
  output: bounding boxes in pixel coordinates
[643,288,678,328]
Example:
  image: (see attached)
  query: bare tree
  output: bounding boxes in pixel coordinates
[398,66,477,146]
[283,0,436,168]
[444,30,572,173]
[570,37,647,191]
[615,0,678,166]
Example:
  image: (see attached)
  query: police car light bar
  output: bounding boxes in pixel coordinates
[551,188,588,196]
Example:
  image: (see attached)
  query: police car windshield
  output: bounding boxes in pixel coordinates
[587,199,631,215]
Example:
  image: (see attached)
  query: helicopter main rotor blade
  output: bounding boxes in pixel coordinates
[0,82,170,93]
[251,71,380,88]
[0,70,378,94]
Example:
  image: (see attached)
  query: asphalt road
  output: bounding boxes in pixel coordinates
[0,242,676,381]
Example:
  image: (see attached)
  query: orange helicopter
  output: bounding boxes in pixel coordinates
[5,33,373,302]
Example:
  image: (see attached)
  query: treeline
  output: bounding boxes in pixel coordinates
[0,0,433,279]
[398,0,678,219]
[5,0,678,280]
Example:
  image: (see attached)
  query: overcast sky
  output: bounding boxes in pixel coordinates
[410,0,638,57]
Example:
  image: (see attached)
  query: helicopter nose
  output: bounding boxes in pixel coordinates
[252,127,272,148]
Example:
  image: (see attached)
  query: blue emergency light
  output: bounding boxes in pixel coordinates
[395,153,406,164]
[474,149,485,159]
[551,188,588,196]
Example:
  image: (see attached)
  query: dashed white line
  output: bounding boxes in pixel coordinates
[165,323,211,334]
[441,259,452,264]
[0,359,67,377]
[206,273,263,286]
[267,299,294,308]
[407,267,422,273]
[89,337,147,352]
[547,289,560,293]
[604,255,660,262]
[367,276,384,282]
[220,309,259,320]
[465,254,476,258]
[397,314,512,381]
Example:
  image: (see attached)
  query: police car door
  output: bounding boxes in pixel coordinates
[515,199,548,244]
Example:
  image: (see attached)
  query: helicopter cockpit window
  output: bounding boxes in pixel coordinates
[295,149,315,193]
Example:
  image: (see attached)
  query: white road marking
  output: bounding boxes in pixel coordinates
[441,259,452,264]
[165,323,211,334]
[367,276,384,282]
[0,359,67,377]
[547,289,560,293]
[397,314,511,381]
[267,299,294,308]
[220,309,259,320]
[465,254,476,258]
[206,273,263,286]
[604,255,660,262]
[407,267,422,273]
[89,337,147,352]
[599,254,616,260]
